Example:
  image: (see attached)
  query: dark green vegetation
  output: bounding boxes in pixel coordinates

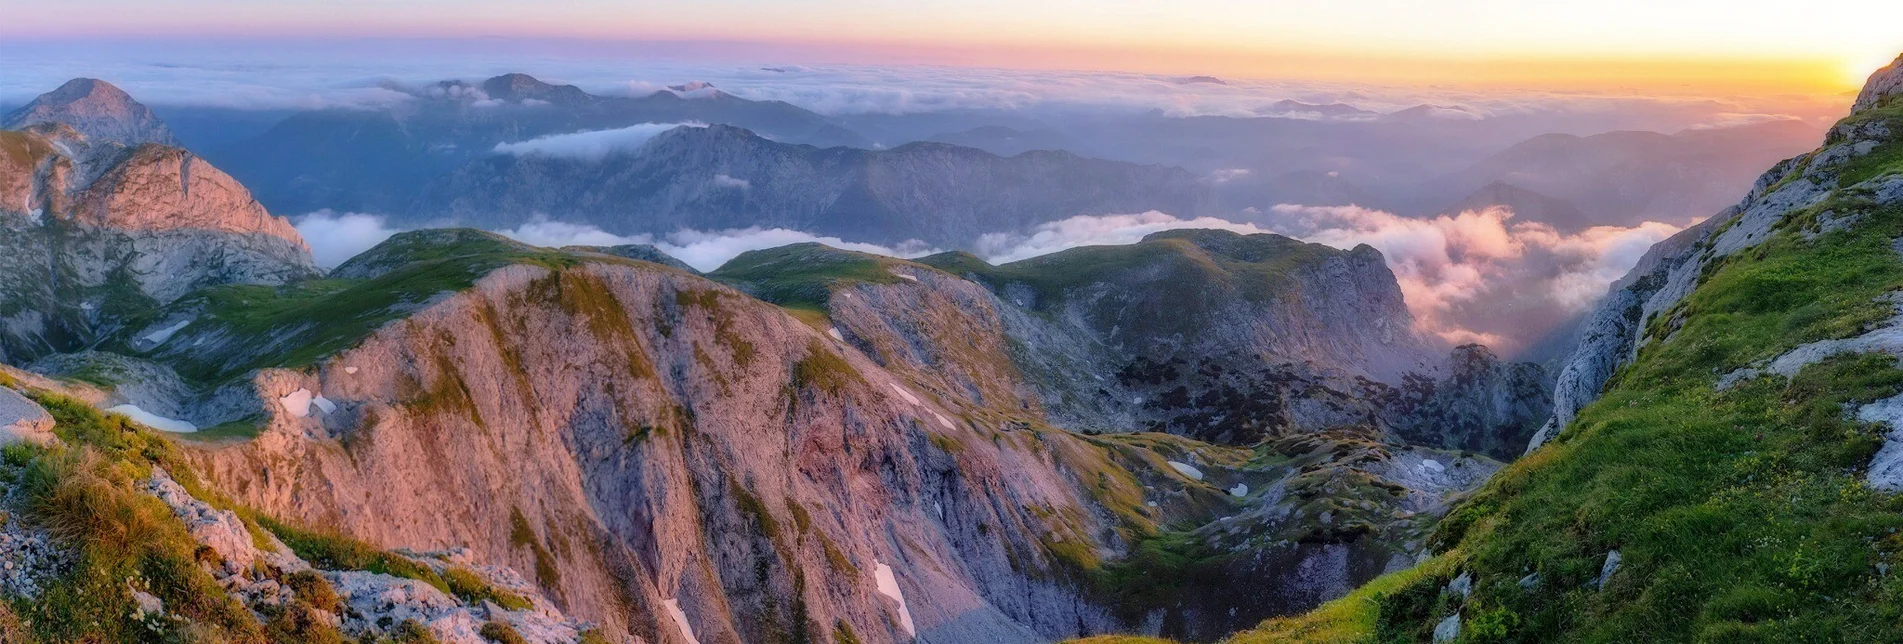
[478,620,529,644]
[148,229,650,383]
[708,242,922,320]
[919,229,1345,313]
[444,566,534,611]
[259,516,451,593]
[1223,131,1903,642]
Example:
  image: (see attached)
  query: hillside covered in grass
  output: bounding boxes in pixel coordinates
[1147,53,1903,644]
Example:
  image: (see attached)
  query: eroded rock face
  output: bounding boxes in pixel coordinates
[1383,345,1552,460]
[0,125,315,362]
[2,78,177,147]
[1855,54,1903,114]
[185,263,1130,644]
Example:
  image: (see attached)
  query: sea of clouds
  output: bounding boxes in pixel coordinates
[295,204,1679,355]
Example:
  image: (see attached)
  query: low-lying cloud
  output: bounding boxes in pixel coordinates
[973,208,1681,353]
[293,210,405,268]
[1267,204,1681,350]
[293,208,1677,356]
[491,219,937,272]
[492,123,703,160]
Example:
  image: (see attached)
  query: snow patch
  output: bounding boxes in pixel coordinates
[141,319,191,346]
[828,327,845,342]
[312,395,338,415]
[873,562,917,637]
[1421,459,1445,473]
[343,366,359,375]
[1167,461,1204,481]
[932,411,957,431]
[888,383,920,405]
[663,599,700,644]
[280,389,314,418]
[1228,483,1249,497]
[895,273,919,282]
[107,405,197,433]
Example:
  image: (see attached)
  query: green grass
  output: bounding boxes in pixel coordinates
[445,567,536,609]
[792,340,864,396]
[919,229,1339,312]
[444,566,533,611]
[708,242,916,314]
[14,447,267,643]
[153,229,650,384]
[258,516,451,593]
[478,620,529,644]
[509,507,562,590]
[1829,103,1903,189]
[1214,166,1903,643]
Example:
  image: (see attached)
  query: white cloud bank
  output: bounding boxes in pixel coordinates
[974,208,1681,352]
[291,207,1675,354]
[293,210,406,268]
[492,219,938,272]
[492,123,704,160]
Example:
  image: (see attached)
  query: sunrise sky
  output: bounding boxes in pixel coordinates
[4,0,1900,93]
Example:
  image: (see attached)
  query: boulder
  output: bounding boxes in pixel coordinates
[0,387,55,447]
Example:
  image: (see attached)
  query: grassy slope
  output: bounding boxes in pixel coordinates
[1205,106,1903,643]
[706,242,925,323]
[153,229,653,383]
[918,229,1341,311]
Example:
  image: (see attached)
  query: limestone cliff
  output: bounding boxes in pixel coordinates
[0,124,314,362]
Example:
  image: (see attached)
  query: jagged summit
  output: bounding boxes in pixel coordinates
[1855,53,1903,113]
[2,78,176,147]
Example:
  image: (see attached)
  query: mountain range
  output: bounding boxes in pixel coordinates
[0,50,1898,644]
[0,77,1556,643]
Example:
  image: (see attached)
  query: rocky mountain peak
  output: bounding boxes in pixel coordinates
[479,73,592,105]
[2,78,177,147]
[1854,53,1903,114]
[71,145,306,247]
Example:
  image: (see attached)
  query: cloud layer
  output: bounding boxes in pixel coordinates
[973,207,1681,353]
[293,210,404,268]
[1267,204,1681,349]
[492,123,702,160]
[294,207,1676,356]
[491,219,938,272]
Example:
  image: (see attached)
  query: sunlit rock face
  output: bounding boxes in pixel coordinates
[0,120,314,362]
[3,78,178,147]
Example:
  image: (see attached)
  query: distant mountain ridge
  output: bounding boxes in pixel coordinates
[412,122,1213,246]
[202,72,874,214]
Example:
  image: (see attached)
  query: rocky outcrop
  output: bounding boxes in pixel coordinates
[177,260,1134,643]
[1383,345,1551,460]
[2,78,177,147]
[0,123,315,362]
[1854,54,1903,114]
[141,467,593,643]
[0,385,56,446]
[1529,53,1903,453]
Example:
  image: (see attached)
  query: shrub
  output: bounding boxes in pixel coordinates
[443,567,533,611]
[258,517,448,593]
[478,620,529,644]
